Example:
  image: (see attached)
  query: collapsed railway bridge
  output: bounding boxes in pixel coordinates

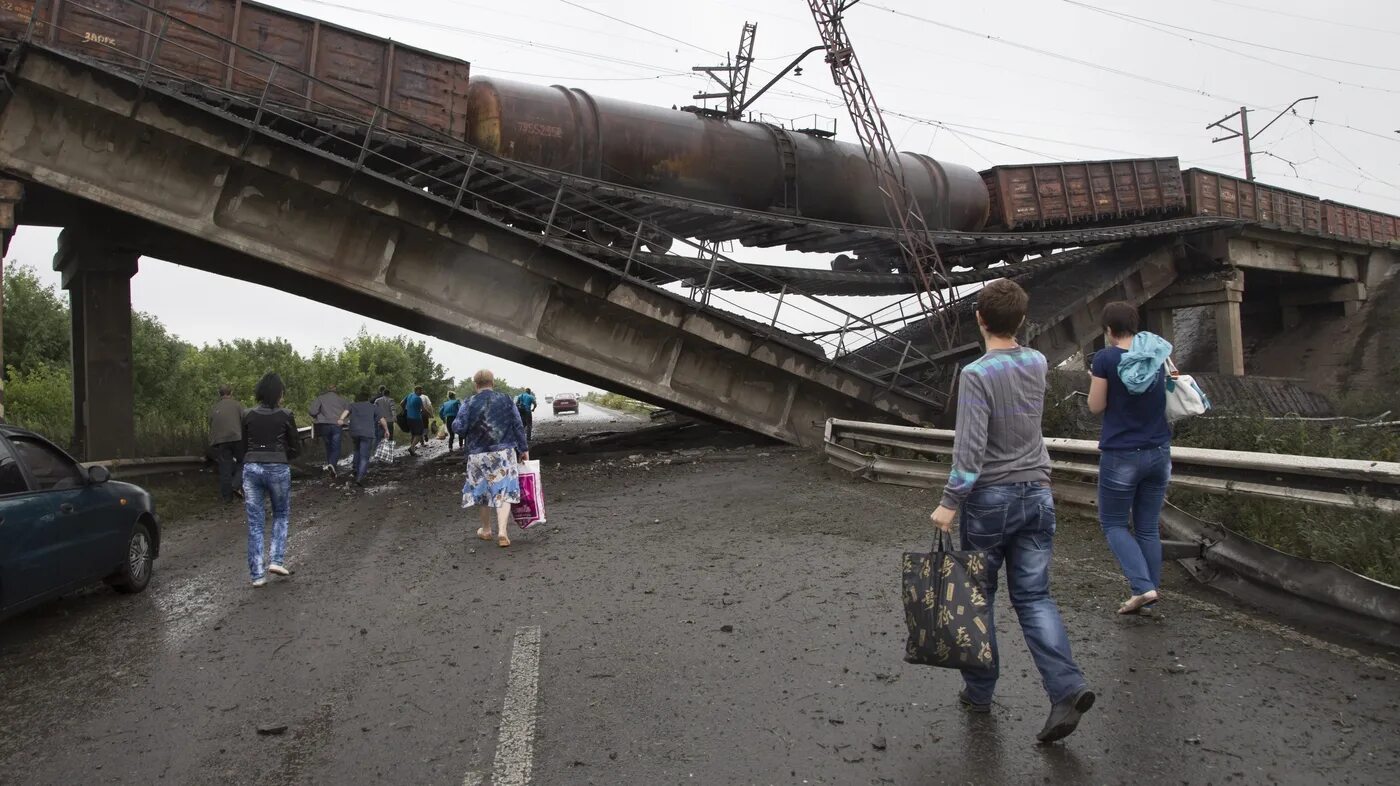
[0,0,1395,458]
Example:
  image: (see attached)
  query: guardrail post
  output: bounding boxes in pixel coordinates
[769,285,787,327]
[886,340,912,390]
[239,62,280,158]
[449,149,480,214]
[542,184,565,238]
[623,219,645,277]
[129,12,171,118]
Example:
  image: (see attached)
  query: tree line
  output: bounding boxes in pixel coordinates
[2,263,519,455]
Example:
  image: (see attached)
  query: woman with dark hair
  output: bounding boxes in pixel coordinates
[1087,301,1173,614]
[340,387,389,487]
[453,369,529,547]
[242,372,301,587]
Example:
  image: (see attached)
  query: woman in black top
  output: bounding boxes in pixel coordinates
[242,373,300,588]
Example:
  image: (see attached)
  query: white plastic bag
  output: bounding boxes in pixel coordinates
[1164,358,1210,422]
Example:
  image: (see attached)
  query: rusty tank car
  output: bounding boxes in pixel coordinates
[464,76,990,234]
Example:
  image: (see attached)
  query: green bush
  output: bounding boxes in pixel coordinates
[4,362,74,442]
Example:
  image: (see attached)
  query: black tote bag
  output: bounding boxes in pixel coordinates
[902,531,996,673]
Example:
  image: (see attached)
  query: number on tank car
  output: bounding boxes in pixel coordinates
[516,122,563,139]
[82,31,118,47]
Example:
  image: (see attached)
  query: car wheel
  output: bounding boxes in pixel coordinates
[113,520,154,594]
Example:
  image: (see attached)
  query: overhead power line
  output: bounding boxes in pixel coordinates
[1063,1,1400,95]
[1064,1,1400,73]
[864,2,1400,146]
[1205,0,1400,38]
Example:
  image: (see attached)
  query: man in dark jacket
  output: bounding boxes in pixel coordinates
[309,384,350,478]
[208,384,245,501]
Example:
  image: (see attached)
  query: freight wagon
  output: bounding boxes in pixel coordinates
[2,1,1394,251]
[1184,169,1396,246]
[980,157,1185,230]
[0,0,473,137]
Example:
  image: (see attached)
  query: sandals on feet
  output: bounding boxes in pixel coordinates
[477,528,494,541]
[497,535,511,548]
[1118,590,1159,615]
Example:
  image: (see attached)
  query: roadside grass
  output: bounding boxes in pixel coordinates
[139,471,225,526]
[582,391,658,417]
[1041,380,1400,584]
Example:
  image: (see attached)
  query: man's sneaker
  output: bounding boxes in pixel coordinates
[1037,687,1095,743]
[268,564,291,576]
[252,576,268,588]
[958,689,991,714]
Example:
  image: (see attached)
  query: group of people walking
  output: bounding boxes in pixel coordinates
[931,279,1175,743]
[210,284,1176,746]
[208,371,536,585]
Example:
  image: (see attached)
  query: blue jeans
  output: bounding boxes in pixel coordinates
[958,482,1086,705]
[316,423,342,467]
[353,436,374,482]
[243,462,292,580]
[1098,446,1172,596]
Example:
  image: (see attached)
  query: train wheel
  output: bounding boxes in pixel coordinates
[642,232,674,253]
[585,220,624,248]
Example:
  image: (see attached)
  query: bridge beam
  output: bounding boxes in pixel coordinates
[53,229,139,460]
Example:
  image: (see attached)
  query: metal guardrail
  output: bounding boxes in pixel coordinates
[824,418,1400,514]
[82,427,319,479]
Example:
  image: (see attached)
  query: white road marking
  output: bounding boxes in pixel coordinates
[460,772,484,786]
[491,625,543,786]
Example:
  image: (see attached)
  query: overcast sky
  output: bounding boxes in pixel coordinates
[7,0,1398,391]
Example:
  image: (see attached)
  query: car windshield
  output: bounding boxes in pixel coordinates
[0,438,28,494]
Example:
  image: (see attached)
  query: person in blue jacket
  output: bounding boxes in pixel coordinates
[439,392,463,452]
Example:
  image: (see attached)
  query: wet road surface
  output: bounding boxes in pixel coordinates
[2,444,1397,785]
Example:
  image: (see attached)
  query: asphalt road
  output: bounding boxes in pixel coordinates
[2,443,1397,785]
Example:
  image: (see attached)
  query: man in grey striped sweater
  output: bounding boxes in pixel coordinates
[929,278,1095,744]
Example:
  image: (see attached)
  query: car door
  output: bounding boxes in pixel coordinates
[7,435,113,586]
[0,436,47,611]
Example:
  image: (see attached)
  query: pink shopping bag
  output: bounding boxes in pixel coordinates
[512,459,546,528]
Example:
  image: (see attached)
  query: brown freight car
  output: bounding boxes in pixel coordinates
[0,0,472,138]
[1322,200,1397,246]
[1183,168,1323,235]
[980,157,1185,230]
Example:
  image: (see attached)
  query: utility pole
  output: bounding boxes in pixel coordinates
[1208,96,1317,182]
[691,22,758,119]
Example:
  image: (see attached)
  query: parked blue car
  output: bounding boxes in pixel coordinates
[0,425,159,621]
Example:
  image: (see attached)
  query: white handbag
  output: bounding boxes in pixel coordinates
[1164,358,1210,422]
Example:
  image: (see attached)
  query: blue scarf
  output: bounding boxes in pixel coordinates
[1117,331,1173,394]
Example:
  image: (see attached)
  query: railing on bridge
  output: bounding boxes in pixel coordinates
[5,0,967,406]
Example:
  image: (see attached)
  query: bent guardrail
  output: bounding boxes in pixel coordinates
[824,418,1400,514]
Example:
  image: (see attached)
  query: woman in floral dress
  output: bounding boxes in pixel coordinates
[452,369,530,547]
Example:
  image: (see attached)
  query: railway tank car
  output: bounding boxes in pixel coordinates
[464,76,990,234]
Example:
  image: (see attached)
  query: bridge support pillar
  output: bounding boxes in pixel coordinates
[1143,306,1174,346]
[54,229,139,461]
[0,179,22,424]
[1144,272,1245,376]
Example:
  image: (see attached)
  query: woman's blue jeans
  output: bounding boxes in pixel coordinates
[1097,446,1172,596]
[243,462,292,580]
